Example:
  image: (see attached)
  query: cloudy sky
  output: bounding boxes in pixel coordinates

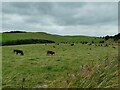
[2,2,118,36]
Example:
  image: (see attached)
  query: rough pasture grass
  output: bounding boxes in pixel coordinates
[0,46,2,89]
[2,43,118,88]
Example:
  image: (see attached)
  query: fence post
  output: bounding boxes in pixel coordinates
[22,78,25,90]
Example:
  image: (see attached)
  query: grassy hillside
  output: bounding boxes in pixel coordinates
[2,32,118,89]
[1,32,103,44]
[2,43,118,88]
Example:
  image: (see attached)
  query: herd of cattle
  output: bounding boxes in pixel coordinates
[13,43,116,56]
[13,49,55,56]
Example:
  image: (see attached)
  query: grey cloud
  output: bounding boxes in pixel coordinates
[2,2,118,26]
[2,2,118,36]
[2,2,33,15]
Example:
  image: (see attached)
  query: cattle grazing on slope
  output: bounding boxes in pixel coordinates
[14,49,24,55]
[47,50,55,55]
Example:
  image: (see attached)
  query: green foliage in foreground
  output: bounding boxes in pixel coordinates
[2,43,118,88]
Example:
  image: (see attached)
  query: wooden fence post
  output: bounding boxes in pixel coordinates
[22,78,25,90]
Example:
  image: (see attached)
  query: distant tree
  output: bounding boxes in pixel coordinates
[2,39,55,46]
[104,35,110,40]
[4,31,26,33]
[113,33,120,40]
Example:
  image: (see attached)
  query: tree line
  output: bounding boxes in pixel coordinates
[2,39,55,46]
[104,33,120,41]
[3,31,27,33]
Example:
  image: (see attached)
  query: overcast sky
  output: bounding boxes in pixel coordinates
[2,2,118,36]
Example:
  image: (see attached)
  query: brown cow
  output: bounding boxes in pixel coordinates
[47,50,55,55]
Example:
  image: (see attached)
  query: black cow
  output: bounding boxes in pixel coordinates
[71,43,74,46]
[104,44,108,47]
[47,50,55,55]
[112,46,116,49]
[14,49,24,55]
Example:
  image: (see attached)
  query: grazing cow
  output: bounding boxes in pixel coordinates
[104,44,108,47]
[71,43,74,46]
[88,43,92,45]
[112,46,116,49]
[98,44,100,46]
[14,49,24,55]
[47,50,55,55]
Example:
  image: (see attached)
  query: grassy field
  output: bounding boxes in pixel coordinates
[1,32,103,43]
[2,43,118,88]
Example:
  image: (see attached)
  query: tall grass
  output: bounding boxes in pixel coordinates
[48,56,118,88]
[2,43,118,88]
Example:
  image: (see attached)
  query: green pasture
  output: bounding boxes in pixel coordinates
[2,43,118,88]
[1,32,103,43]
